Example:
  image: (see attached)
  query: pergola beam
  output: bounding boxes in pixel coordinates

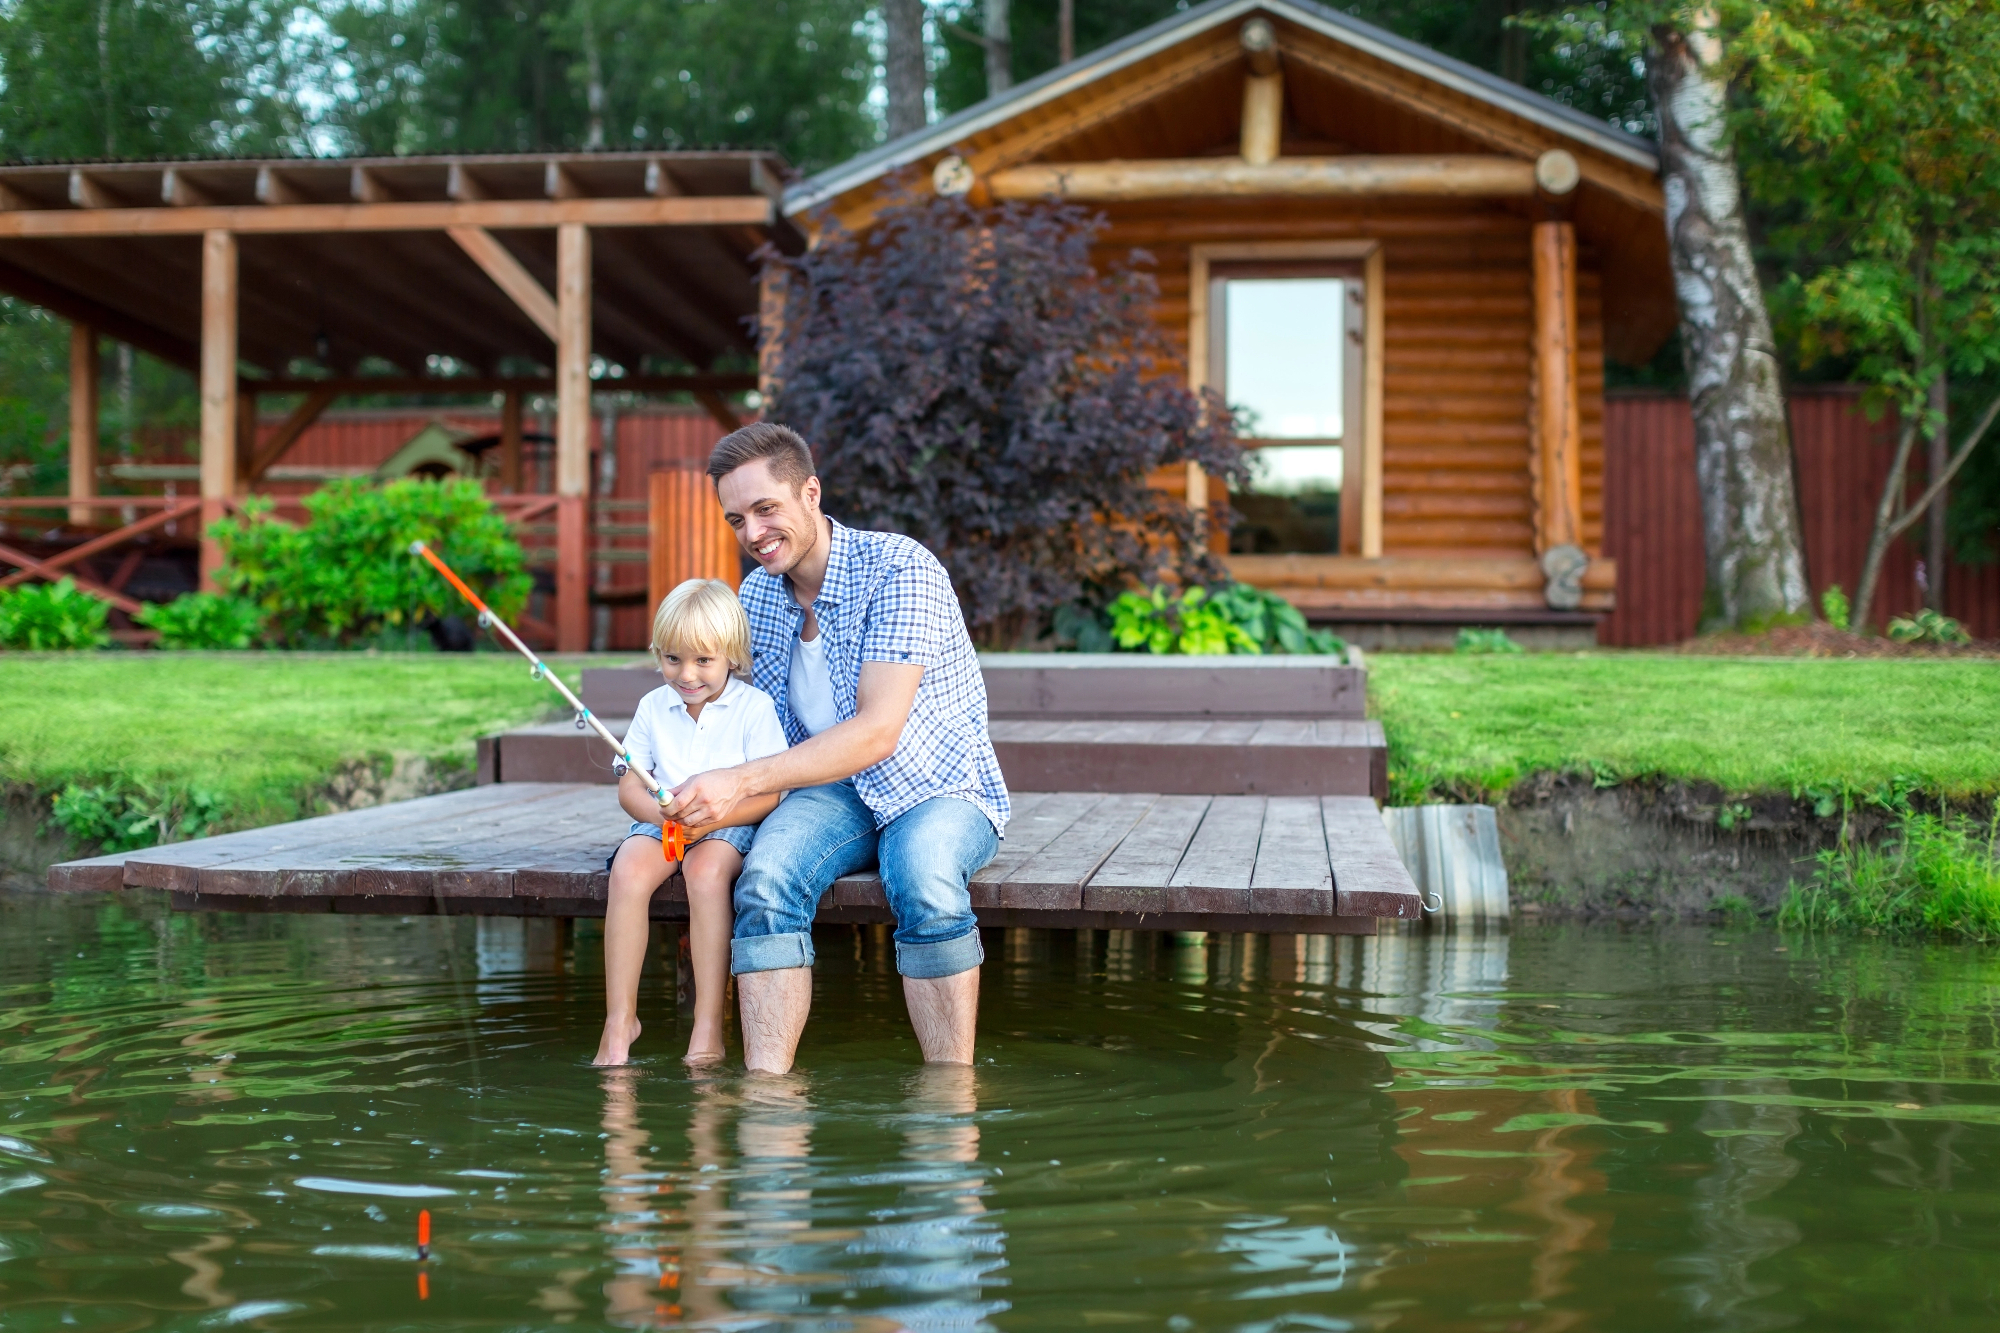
[245,385,340,482]
[0,196,771,239]
[0,256,198,369]
[249,372,755,395]
[448,226,559,340]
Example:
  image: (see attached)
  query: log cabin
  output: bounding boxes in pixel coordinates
[782,0,1677,642]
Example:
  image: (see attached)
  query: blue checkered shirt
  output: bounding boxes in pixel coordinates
[740,518,1010,835]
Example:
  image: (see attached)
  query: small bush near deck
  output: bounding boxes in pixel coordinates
[0,578,111,651]
[134,592,263,650]
[767,195,1245,645]
[1455,627,1523,655]
[1780,807,2000,940]
[1099,582,1345,656]
[212,477,528,648]
[50,780,223,852]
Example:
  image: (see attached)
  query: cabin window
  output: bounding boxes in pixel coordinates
[1209,261,1366,555]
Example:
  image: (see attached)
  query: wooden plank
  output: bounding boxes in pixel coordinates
[555,222,591,654]
[1000,793,1155,910]
[0,195,773,238]
[825,790,1058,908]
[198,228,234,592]
[1165,795,1265,913]
[120,784,586,893]
[989,156,1537,202]
[1249,797,1335,917]
[1325,796,1423,919]
[1082,795,1210,913]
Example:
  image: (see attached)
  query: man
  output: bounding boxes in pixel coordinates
[664,423,1009,1075]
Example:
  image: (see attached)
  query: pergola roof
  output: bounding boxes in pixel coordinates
[0,150,798,379]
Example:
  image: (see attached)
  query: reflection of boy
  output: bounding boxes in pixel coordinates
[595,579,786,1067]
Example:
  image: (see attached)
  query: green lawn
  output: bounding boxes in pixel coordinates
[1370,652,2000,803]
[2,651,1994,852]
[0,653,578,834]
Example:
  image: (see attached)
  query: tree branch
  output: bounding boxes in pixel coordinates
[1884,390,2000,541]
[941,19,995,51]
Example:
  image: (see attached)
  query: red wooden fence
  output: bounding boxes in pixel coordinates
[1602,387,2000,644]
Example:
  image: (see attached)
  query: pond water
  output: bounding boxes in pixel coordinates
[3,890,1998,1332]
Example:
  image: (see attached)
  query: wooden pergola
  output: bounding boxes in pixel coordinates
[0,150,795,649]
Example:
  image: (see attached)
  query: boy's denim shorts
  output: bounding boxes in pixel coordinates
[606,821,755,870]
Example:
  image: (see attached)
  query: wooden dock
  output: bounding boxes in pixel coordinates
[49,656,1424,932]
[50,782,1419,933]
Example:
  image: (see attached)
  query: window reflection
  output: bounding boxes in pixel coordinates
[1223,279,1346,440]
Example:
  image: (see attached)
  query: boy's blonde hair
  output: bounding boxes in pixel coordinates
[650,579,752,678]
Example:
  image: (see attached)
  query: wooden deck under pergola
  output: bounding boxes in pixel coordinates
[0,150,795,649]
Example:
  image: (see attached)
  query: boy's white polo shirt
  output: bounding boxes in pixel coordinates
[622,675,789,789]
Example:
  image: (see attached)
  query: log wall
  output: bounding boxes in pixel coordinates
[1100,198,1607,561]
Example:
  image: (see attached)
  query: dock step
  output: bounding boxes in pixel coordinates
[49,785,1421,930]
[578,654,1368,722]
[989,718,1385,800]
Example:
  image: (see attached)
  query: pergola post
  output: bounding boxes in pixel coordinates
[1531,220,1583,553]
[67,324,98,527]
[555,222,592,652]
[199,230,238,591]
[500,388,524,492]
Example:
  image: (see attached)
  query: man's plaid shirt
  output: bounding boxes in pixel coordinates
[740,517,1010,836]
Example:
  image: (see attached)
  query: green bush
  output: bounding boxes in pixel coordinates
[1779,806,2000,940]
[134,592,263,650]
[1100,583,1346,656]
[50,780,223,852]
[0,578,111,650]
[1886,608,1971,645]
[1821,584,1852,631]
[1455,627,1523,655]
[213,477,529,648]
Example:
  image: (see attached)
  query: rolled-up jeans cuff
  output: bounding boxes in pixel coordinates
[731,930,815,975]
[895,930,984,979]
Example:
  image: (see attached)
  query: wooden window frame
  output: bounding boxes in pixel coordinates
[1189,240,1384,558]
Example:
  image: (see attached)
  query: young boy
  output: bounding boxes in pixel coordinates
[594,579,787,1066]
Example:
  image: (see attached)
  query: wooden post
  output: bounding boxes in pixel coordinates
[756,262,788,407]
[555,222,592,652]
[199,230,237,591]
[234,387,258,494]
[67,324,98,527]
[1531,220,1583,554]
[649,464,739,622]
[500,388,523,492]
[1239,18,1283,166]
[1361,246,1385,558]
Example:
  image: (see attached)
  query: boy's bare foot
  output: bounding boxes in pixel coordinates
[683,1022,726,1065]
[594,1015,642,1066]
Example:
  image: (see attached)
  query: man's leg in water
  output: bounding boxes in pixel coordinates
[731,782,878,1074]
[876,797,997,1064]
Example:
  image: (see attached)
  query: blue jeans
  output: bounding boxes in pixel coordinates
[731,783,997,979]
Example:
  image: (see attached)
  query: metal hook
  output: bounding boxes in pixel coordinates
[1423,890,1445,914]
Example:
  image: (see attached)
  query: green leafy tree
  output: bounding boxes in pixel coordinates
[213,478,529,648]
[1736,0,2000,630]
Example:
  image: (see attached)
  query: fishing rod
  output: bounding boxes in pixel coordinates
[409,541,686,860]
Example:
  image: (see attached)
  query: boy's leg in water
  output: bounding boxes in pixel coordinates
[681,837,745,1063]
[596,835,675,1066]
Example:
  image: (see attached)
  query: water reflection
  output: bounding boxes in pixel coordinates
[10,893,2000,1332]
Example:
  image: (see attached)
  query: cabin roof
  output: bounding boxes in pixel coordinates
[786,0,1658,216]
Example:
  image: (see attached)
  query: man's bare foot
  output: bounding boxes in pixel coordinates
[594,1015,642,1065]
[683,1022,726,1065]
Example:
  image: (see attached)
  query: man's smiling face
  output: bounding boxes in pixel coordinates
[717,458,823,579]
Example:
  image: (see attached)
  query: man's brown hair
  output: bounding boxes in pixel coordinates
[706,422,816,491]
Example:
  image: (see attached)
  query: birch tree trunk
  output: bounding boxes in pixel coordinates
[985,0,1013,96]
[1649,18,1811,628]
[884,0,929,140]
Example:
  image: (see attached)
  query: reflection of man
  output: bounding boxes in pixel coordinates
[666,424,1009,1075]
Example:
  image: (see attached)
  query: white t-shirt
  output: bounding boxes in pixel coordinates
[787,630,841,737]
[621,675,790,790]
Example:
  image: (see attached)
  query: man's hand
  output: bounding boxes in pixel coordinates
[665,767,752,831]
